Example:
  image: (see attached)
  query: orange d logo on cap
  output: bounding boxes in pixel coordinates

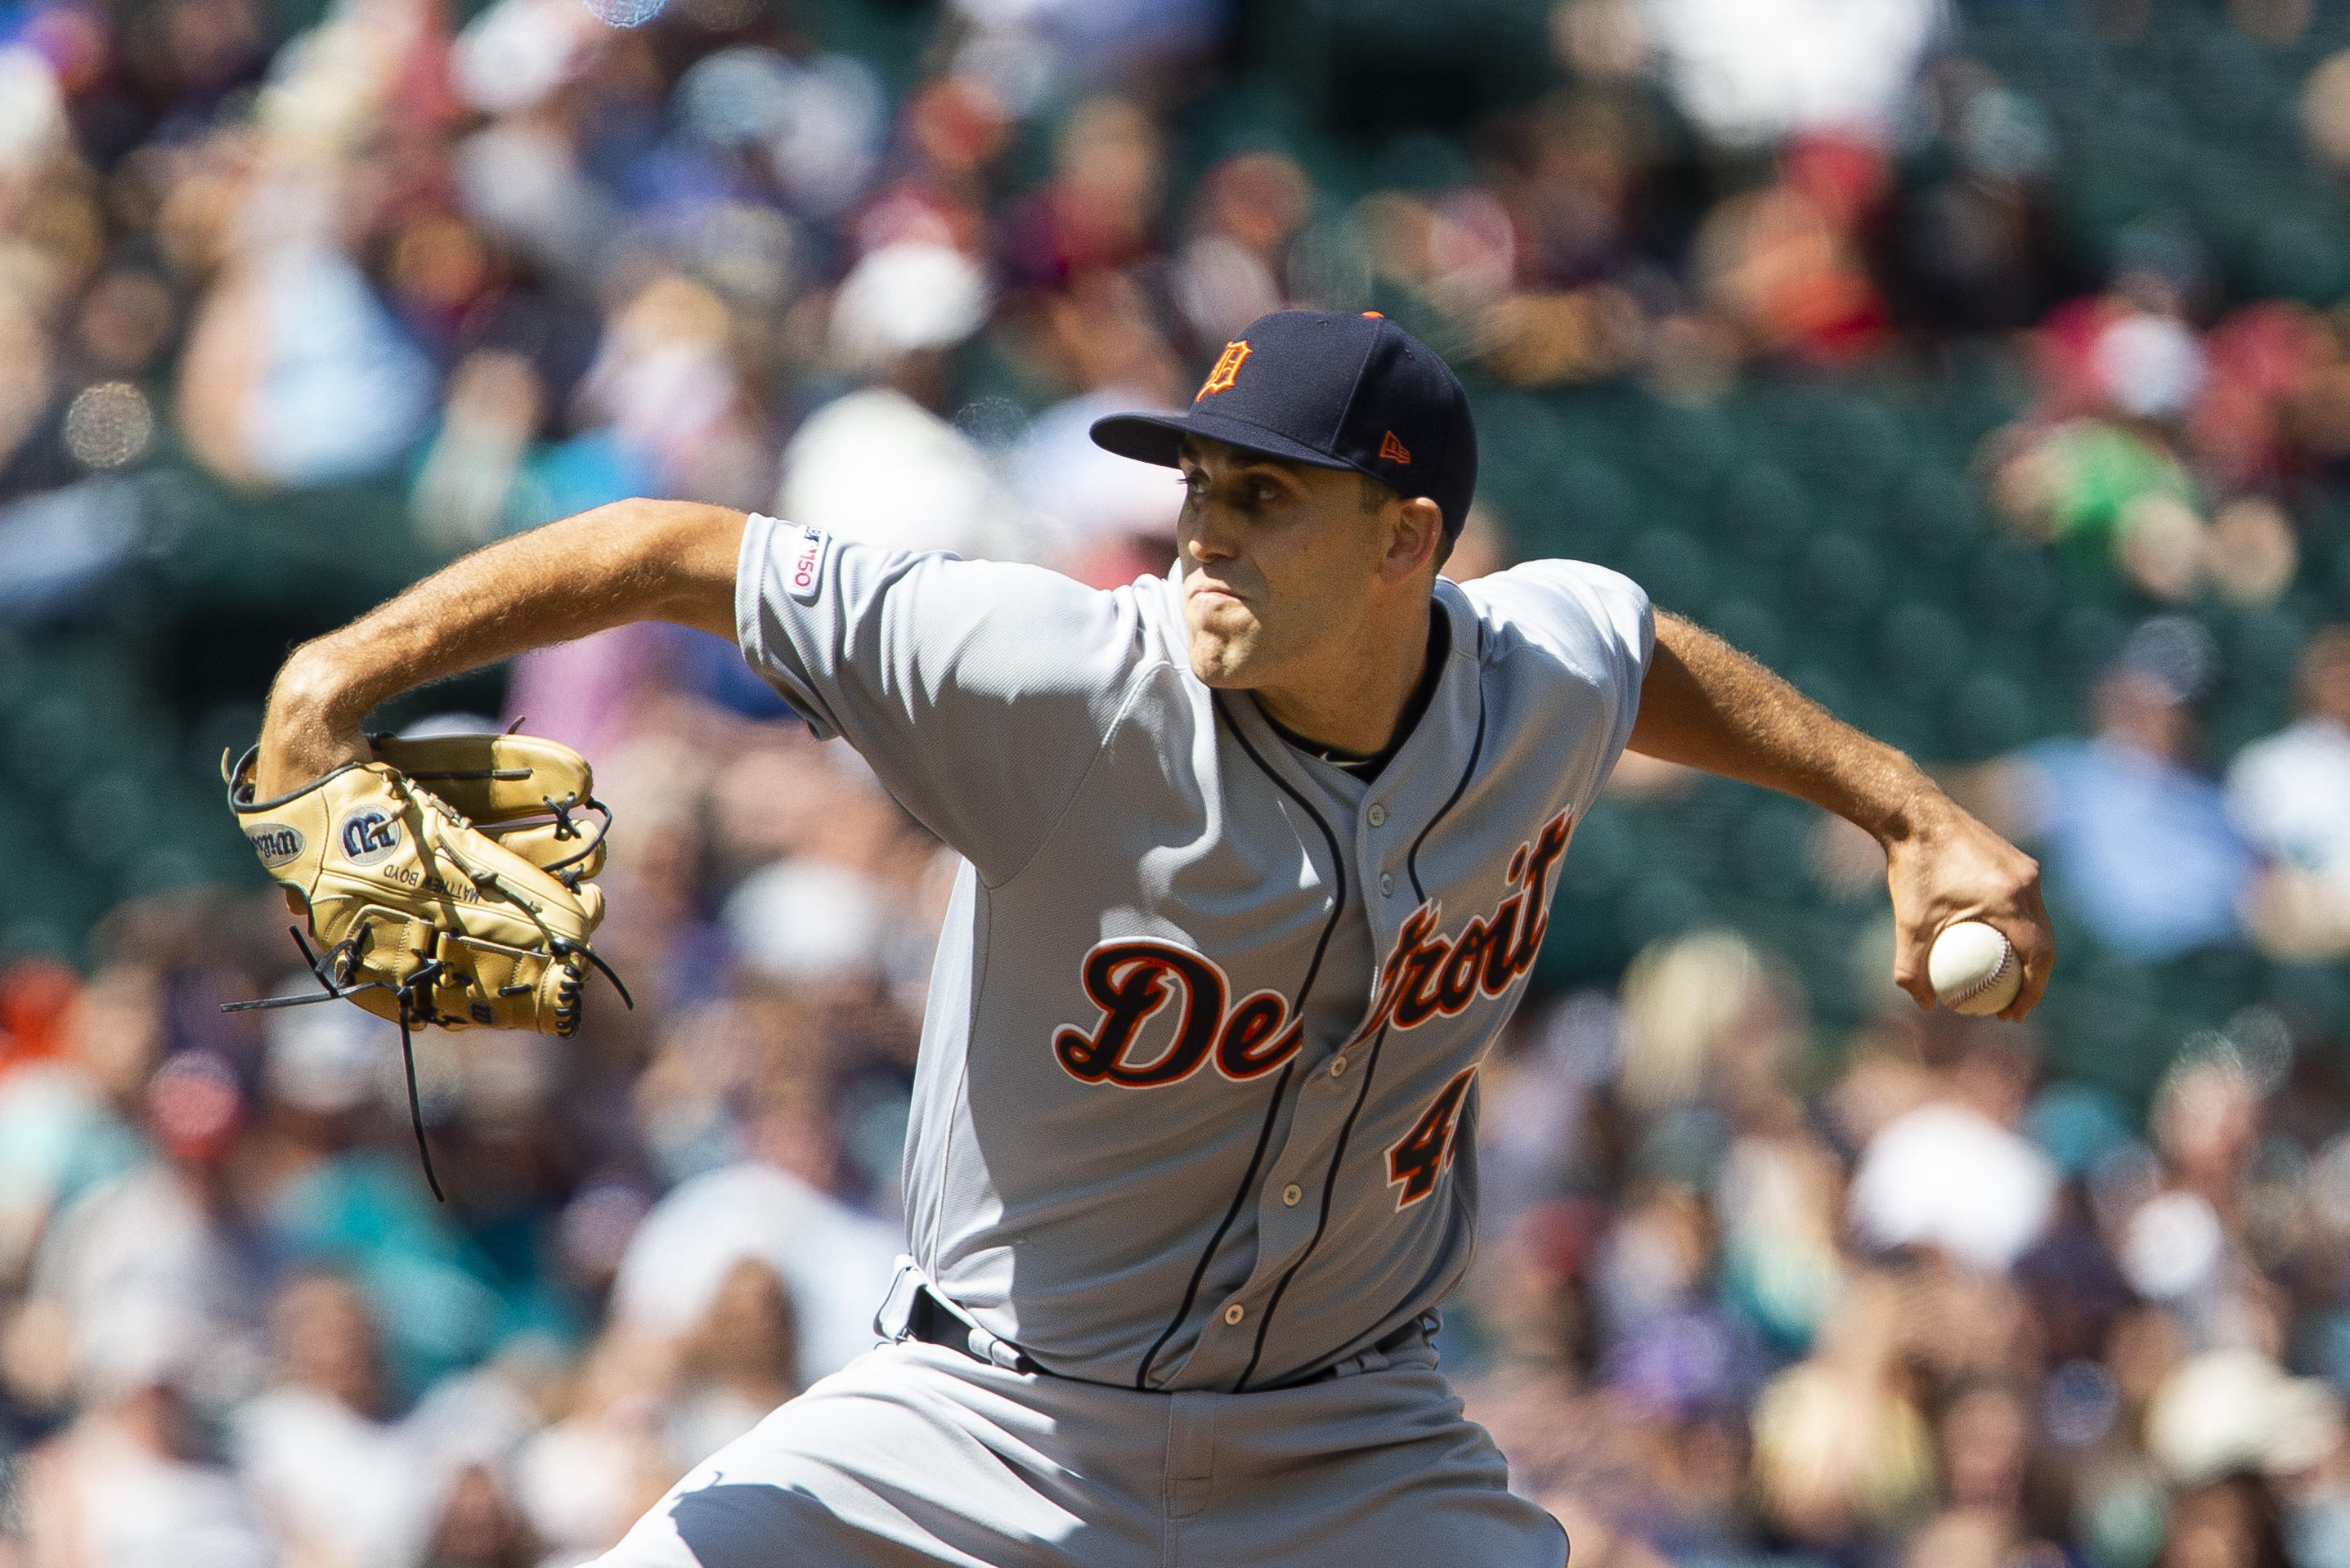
[1198,340,1250,399]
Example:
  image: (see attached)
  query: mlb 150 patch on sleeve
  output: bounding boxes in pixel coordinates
[787,523,828,603]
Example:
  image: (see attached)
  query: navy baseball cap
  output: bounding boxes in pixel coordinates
[1089,309,1478,537]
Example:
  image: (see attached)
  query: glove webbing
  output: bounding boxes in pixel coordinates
[224,922,455,1201]
[222,912,630,1203]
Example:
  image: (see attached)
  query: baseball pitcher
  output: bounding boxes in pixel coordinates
[248,311,2052,1566]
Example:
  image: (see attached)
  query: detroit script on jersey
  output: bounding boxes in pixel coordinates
[1052,810,1572,1086]
[738,515,1652,1391]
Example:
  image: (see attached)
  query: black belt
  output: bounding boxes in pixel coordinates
[907,1288,1433,1389]
[907,1286,1046,1374]
[1273,1313,1439,1388]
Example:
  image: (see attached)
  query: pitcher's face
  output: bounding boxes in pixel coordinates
[1174,437,1393,693]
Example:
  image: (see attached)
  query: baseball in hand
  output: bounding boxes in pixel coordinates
[1928,921,2022,1016]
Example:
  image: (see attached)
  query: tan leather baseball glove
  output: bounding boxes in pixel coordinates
[223,731,627,1195]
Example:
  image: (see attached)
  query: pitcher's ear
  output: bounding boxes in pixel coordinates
[1381,495,1447,585]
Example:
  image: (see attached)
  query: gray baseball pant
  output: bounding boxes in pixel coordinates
[591,1339,1567,1567]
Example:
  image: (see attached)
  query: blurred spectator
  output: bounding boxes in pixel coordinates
[16,1338,279,1566]
[576,273,770,513]
[0,965,158,1288]
[1880,68,2075,337]
[1990,269,2323,607]
[234,1273,432,1567]
[611,1158,898,1387]
[16,1049,265,1430]
[1642,0,1940,147]
[2147,1351,2339,1499]
[1690,134,1891,366]
[512,1322,679,1561]
[235,1280,540,1567]
[1006,267,1185,584]
[1469,93,1653,389]
[998,96,1164,292]
[1173,151,1312,347]
[1010,377,1182,585]
[1990,618,2254,961]
[944,0,1222,109]
[173,38,444,493]
[1985,236,2242,601]
[177,233,437,488]
[672,47,886,222]
[257,1122,514,1398]
[1988,412,2206,603]
[663,1257,796,1467]
[408,350,552,555]
[1614,929,1803,1131]
[447,0,615,286]
[1847,1029,2056,1274]
[773,241,1046,562]
[1748,1265,1938,1548]
[2229,626,2350,959]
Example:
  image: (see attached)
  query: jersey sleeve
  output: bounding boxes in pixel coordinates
[1464,558,1656,765]
[736,513,1152,885]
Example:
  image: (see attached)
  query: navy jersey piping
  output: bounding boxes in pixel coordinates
[1230,611,1481,1391]
[1132,695,1349,1391]
[1233,1021,1390,1391]
[1406,616,1486,903]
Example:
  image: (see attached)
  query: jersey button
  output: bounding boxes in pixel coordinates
[1379,873,1394,898]
[1329,1055,1348,1078]
[1367,803,1388,827]
[1224,1304,1245,1325]
[1282,1184,1303,1206]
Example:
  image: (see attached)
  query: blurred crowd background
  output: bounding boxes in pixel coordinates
[4,0,2350,1564]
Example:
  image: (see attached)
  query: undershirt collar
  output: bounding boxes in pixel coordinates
[1258,611,1451,786]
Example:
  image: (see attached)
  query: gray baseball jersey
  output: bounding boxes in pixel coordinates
[737,511,1652,1394]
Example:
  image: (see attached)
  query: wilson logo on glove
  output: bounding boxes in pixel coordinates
[246,823,304,867]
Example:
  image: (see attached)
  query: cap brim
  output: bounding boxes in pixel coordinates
[1089,409,1358,474]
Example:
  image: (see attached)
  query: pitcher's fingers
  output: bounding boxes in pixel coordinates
[2001,892,2057,1021]
[1891,917,1938,1010]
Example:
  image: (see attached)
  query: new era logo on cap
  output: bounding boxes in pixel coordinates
[1088,310,1477,537]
